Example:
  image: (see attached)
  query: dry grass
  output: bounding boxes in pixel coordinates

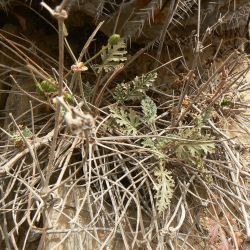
[0,1,249,249]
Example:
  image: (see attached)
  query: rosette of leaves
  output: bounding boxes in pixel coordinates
[114,72,157,103]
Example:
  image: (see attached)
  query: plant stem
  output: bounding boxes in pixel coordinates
[41,2,68,183]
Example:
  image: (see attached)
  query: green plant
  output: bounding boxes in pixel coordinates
[36,79,58,96]
[85,34,127,73]
[142,128,215,182]
[220,98,231,107]
[63,92,74,103]
[110,106,141,135]
[100,37,127,72]
[154,162,175,214]
[114,72,157,103]
[11,127,33,148]
[175,128,215,164]
[196,108,213,128]
[1,1,249,249]
[141,96,157,125]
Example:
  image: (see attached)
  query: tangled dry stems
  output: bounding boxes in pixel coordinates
[0,1,250,249]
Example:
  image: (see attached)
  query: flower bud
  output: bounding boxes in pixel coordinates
[108,34,120,45]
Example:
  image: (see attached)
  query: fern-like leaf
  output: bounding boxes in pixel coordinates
[175,129,215,164]
[12,127,33,142]
[114,72,157,103]
[142,138,157,151]
[100,38,127,72]
[142,138,166,159]
[196,108,213,128]
[110,107,140,135]
[141,96,157,125]
[36,79,57,96]
[154,165,175,214]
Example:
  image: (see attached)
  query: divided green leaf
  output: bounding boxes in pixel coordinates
[141,96,157,125]
[110,107,140,135]
[12,127,33,142]
[100,38,127,73]
[154,167,175,214]
[114,73,157,103]
[36,80,58,96]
